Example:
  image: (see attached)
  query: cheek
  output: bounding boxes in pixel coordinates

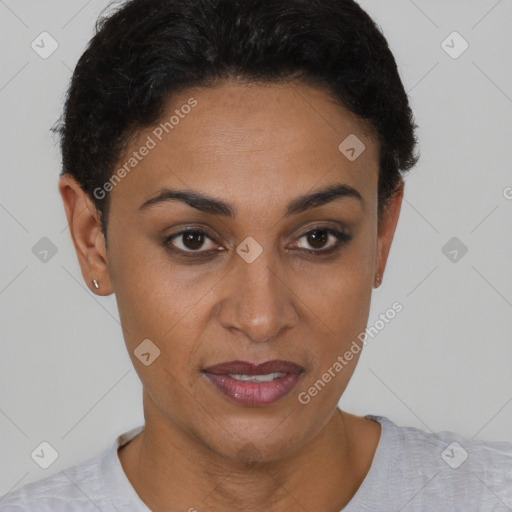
[110,216,376,371]
[109,229,215,340]
[290,230,375,387]
[299,274,371,380]
[294,229,375,327]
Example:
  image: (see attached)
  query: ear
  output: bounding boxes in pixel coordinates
[374,180,404,287]
[58,174,114,295]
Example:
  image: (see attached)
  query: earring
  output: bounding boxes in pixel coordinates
[374,273,382,288]
[92,279,100,289]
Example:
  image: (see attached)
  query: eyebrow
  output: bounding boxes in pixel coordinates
[138,182,363,217]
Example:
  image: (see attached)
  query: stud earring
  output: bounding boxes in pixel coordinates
[374,273,382,288]
[92,279,100,289]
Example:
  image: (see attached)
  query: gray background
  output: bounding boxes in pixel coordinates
[1,0,511,494]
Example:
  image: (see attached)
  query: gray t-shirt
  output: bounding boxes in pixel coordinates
[1,414,511,511]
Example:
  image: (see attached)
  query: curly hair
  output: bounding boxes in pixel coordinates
[54,0,418,243]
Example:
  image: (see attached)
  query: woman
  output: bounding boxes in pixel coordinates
[2,0,511,510]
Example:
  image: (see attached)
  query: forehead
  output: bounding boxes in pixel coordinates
[109,80,380,217]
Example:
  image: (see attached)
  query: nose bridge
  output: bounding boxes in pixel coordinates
[219,245,297,342]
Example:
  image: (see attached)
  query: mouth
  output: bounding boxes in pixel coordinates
[202,360,305,407]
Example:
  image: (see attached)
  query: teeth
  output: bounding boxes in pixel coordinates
[228,372,286,382]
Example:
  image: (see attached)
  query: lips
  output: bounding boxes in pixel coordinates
[203,360,304,375]
[202,359,304,407]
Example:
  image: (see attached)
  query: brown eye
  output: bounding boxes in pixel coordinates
[166,229,218,253]
[297,228,341,251]
[305,229,329,249]
[182,231,205,250]
[290,226,353,256]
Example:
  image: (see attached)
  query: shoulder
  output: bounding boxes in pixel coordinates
[370,415,512,510]
[0,449,109,512]
[386,415,512,472]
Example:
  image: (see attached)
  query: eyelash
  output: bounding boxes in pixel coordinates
[163,226,352,260]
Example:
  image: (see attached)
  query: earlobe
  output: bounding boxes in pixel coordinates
[58,174,114,295]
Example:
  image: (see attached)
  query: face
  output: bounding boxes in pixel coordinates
[61,80,402,462]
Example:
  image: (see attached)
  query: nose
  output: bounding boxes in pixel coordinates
[216,251,299,343]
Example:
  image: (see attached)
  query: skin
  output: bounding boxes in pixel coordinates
[59,79,403,511]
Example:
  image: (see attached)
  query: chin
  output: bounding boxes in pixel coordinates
[205,420,304,464]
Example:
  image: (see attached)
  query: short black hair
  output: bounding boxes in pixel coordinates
[54,0,418,243]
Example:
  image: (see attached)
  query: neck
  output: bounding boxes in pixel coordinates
[118,401,379,512]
